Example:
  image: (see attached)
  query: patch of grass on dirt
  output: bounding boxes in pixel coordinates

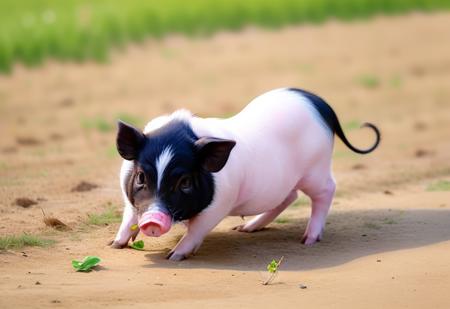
[1,0,450,73]
[0,234,55,250]
[105,145,119,159]
[116,113,145,127]
[290,197,310,208]
[382,218,397,225]
[81,116,113,133]
[86,206,122,226]
[427,180,450,192]
[356,74,380,89]
[343,120,361,131]
[390,74,403,88]
[275,217,292,224]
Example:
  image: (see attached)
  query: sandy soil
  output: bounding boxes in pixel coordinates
[1,12,450,308]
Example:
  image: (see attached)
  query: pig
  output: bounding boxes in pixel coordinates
[110,88,380,261]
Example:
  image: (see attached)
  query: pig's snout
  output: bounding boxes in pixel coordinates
[138,210,172,237]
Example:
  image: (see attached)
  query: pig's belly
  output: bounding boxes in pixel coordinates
[229,184,296,216]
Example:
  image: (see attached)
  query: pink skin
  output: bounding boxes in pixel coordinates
[110,160,139,248]
[113,89,338,259]
[138,211,171,237]
[233,190,298,233]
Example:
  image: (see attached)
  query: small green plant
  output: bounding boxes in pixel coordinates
[357,74,380,89]
[86,207,122,226]
[130,240,145,251]
[72,256,101,272]
[427,180,450,192]
[0,233,55,250]
[263,256,284,285]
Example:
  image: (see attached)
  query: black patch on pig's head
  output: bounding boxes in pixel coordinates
[118,118,236,222]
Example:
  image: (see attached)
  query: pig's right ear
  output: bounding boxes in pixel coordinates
[195,137,236,173]
[116,120,145,161]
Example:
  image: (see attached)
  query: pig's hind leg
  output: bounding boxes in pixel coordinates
[233,190,298,233]
[298,174,336,245]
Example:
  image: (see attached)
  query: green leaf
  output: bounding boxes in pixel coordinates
[72,256,101,272]
[130,240,145,251]
[267,259,278,273]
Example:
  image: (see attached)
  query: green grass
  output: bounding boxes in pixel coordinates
[427,180,450,192]
[382,218,398,225]
[343,120,361,131]
[0,233,55,250]
[390,74,403,88]
[290,196,310,208]
[116,112,145,127]
[1,0,450,73]
[81,116,113,133]
[82,113,145,134]
[356,74,380,89]
[86,206,122,226]
[275,217,292,224]
[105,145,118,159]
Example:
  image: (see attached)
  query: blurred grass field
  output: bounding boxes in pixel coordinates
[0,0,449,73]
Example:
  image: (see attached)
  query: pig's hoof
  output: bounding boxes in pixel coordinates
[110,240,127,249]
[300,234,322,246]
[166,251,187,261]
[232,224,262,233]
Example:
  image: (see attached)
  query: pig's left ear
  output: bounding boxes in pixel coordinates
[116,120,145,161]
[195,137,236,173]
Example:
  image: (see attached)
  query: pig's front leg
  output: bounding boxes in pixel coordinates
[167,205,230,261]
[110,203,139,249]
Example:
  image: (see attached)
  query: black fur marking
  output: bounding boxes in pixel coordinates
[195,137,236,173]
[116,121,145,160]
[288,88,381,154]
[128,119,216,222]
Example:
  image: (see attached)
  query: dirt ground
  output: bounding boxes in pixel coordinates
[1,12,450,308]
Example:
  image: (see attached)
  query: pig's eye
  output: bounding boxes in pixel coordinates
[135,171,146,186]
[178,175,193,194]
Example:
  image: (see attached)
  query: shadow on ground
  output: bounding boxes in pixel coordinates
[143,208,450,271]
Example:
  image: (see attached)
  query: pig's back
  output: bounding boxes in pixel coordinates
[224,88,334,215]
